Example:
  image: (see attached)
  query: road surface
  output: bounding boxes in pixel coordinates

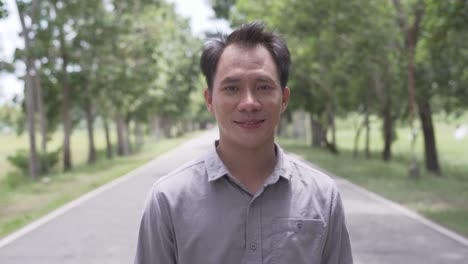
[1,129,467,263]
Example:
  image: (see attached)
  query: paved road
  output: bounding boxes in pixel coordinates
[1,129,467,263]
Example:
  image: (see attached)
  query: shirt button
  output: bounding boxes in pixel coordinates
[297,220,303,229]
[250,242,257,251]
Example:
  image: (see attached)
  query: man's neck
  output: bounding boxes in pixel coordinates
[216,139,277,194]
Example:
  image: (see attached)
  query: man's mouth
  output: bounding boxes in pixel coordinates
[234,119,265,128]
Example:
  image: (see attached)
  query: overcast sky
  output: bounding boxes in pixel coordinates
[0,0,230,103]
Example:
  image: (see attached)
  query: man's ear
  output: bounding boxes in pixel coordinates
[281,87,290,113]
[204,88,213,113]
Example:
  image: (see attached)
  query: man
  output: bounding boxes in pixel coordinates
[134,21,353,264]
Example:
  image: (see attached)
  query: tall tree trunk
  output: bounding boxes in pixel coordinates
[326,102,338,154]
[116,117,125,156]
[317,33,338,154]
[16,0,39,178]
[34,67,47,153]
[84,103,96,164]
[292,111,306,141]
[25,70,40,178]
[407,30,419,179]
[364,112,370,159]
[151,116,162,141]
[61,76,72,171]
[370,58,392,161]
[353,119,363,158]
[134,121,144,150]
[310,115,325,147]
[382,97,393,161]
[54,2,72,171]
[124,118,132,154]
[161,115,172,138]
[418,98,441,175]
[392,0,425,179]
[103,118,113,159]
[353,111,369,158]
[18,0,46,155]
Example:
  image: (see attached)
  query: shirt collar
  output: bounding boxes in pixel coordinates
[204,141,292,183]
[204,141,230,181]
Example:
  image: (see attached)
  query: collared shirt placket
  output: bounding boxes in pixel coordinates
[242,190,264,264]
[223,174,265,264]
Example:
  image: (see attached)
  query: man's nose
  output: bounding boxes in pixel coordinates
[237,89,261,112]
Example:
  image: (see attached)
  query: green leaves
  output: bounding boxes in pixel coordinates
[3,0,205,137]
[0,0,7,18]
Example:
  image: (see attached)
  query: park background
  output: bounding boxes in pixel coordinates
[0,0,467,245]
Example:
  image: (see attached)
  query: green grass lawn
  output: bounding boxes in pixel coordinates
[279,117,468,237]
[0,129,201,238]
[0,129,114,181]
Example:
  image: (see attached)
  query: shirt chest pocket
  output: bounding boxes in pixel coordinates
[268,218,326,263]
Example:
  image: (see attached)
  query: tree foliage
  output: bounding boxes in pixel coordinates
[210,0,468,175]
[1,0,205,177]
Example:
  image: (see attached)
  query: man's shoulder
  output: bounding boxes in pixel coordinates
[285,152,338,191]
[151,156,207,196]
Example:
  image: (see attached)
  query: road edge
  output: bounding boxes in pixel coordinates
[0,132,207,249]
[289,153,468,248]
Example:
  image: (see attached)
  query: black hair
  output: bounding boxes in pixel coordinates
[200,21,291,91]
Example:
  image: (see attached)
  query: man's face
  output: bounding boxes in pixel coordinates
[204,44,290,150]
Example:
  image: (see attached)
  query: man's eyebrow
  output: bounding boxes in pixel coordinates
[256,76,275,83]
[220,77,241,84]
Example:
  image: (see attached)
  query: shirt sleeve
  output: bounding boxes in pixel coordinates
[134,186,177,264]
[322,186,353,264]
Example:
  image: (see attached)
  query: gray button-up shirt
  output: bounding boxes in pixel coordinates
[135,142,353,264]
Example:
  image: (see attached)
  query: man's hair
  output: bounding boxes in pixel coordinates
[200,21,291,91]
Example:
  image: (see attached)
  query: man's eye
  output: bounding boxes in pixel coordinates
[258,85,272,91]
[223,86,238,92]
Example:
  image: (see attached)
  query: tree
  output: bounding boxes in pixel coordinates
[207,0,468,180]
[223,0,402,156]
[70,0,110,164]
[15,0,41,178]
[17,0,82,171]
[5,0,206,176]
[424,0,468,112]
[413,0,468,174]
[391,0,443,176]
[107,2,200,144]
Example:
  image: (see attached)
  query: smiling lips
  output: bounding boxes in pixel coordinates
[234,119,265,129]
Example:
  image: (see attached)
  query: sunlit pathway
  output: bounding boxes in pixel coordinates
[0,129,467,263]
[0,129,219,264]
[338,177,468,264]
